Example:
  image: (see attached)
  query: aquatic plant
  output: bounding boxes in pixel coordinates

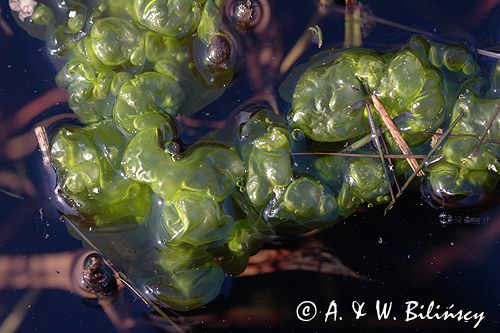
[10,0,499,311]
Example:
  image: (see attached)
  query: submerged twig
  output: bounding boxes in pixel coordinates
[0,289,40,333]
[384,111,465,214]
[163,307,292,331]
[0,88,68,141]
[0,170,36,197]
[0,188,23,199]
[1,113,77,161]
[280,22,320,73]
[371,94,424,176]
[329,4,435,38]
[343,0,362,48]
[280,0,331,74]
[0,8,14,36]
[241,245,367,280]
[329,3,500,60]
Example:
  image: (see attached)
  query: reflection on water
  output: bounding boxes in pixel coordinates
[0,0,499,332]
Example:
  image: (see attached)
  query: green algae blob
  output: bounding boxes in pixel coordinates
[12,0,499,312]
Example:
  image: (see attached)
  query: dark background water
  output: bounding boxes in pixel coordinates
[0,0,499,332]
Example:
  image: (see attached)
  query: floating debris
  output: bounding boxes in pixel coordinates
[9,0,38,22]
[308,25,323,48]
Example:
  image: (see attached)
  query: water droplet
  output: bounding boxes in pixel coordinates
[165,141,180,155]
[291,129,304,141]
[236,177,245,188]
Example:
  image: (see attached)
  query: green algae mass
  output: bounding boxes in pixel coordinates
[265,177,339,230]
[162,195,235,246]
[376,49,445,147]
[314,156,391,217]
[122,129,244,202]
[151,244,225,311]
[50,121,152,226]
[427,87,499,197]
[290,47,445,146]
[339,158,391,216]
[240,110,293,208]
[14,0,498,312]
[113,72,183,135]
[290,50,381,142]
[134,0,206,38]
[90,17,145,66]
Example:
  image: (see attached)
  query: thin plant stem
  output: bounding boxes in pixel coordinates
[380,134,401,193]
[371,94,424,176]
[329,4,436,38]
[0,188,23,199]
[366,102,395,201]
[343,0,362,48]
[292,152,427,159]
[0,289,40,333]
[476,49,500,59]
[328,3,500,60]
[280,12,324,73]
[384,111,465,214]
[343,129,499,153]
[342,132,374,152]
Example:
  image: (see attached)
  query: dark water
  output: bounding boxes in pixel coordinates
[0,0,499,332]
